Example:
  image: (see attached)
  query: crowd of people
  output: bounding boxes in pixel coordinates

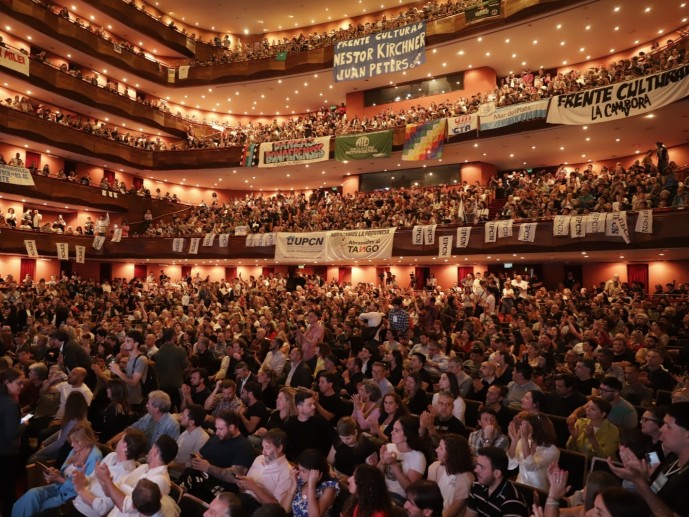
[1,266,689,517]
[3,16,687,151]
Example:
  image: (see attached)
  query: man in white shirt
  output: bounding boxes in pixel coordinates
[260,337,287,378]
[169,404,209,479]
[97,434,179,517]
[72,429,148,517]
[45,366,94,420]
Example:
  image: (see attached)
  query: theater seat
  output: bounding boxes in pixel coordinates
[178,493,209,517]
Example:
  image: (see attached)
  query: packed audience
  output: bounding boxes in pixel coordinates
[1,267,689,517]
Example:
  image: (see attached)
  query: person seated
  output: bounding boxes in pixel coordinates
[107,391,179,451]
[404,480,444,517]
[566,397,619,458]
[327,417,378,483]
[68,428,148,517]
[467,408,509,457]
[12,422,102,517]
[507,413,560,492]
[291,449,339,517]
[427,434,474,517]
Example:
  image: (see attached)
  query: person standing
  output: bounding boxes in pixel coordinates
[108,330,148,409]
[0,368,24,517]
[153,329,188,412]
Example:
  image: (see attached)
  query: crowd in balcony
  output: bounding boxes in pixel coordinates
[1,257,689,516]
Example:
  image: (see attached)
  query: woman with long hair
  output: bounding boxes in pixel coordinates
[403,372,428,416]
[378,415,426,505]
[432,372,465,422]
[328,417,378,483]
[30,390,89,464]
[344,465,392,517]
[12,422,102,517]
[257,367,279,408]
[352,380,381,433]
[0,367,24,517]
[92,378,133,442]
[427,434,474,517]
[507,413,560,491]
[370,392,409,441]
[291,449,339,517]
[253,387,297,439]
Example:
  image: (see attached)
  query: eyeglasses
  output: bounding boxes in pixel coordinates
[640,417,659,424]
[598,387,616,394]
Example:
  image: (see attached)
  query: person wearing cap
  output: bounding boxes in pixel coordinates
[609,402,689,517]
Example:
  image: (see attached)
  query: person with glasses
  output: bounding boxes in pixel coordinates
[595,377,638,430]
[639,406,666,460]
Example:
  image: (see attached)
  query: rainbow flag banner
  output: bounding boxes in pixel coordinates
[402,119,447,161]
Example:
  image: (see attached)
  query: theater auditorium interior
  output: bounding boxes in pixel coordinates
[2,0,689,515]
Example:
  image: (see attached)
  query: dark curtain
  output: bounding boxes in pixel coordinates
[627,264,649,294]
[99,263,112,283]
[262,266,274,277]
[458,267,474,285]
[103,170,115,185]
[181,266,192,279]
[132,177,144,189]
[133,264,147,279]
[225,266,237,280]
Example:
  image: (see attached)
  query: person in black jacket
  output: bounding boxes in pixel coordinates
[0,367,25,517]
[49,329,96,391]
[283,348,313,389]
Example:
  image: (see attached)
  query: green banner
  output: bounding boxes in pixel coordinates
[465,0,501,24]
[275,51,288,61]
[335,130,393,161]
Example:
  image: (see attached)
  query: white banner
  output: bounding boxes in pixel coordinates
[547,64,689,125]
[497,220,513,238]
[518,223,537,242]
[570,216,586,238]
[56,243,69,260]
[325,228,397,261]
[480,99,549,130]
[75,245,85,264]
[0,164,35,186]
[0,47,30,76]
[92,236,106,250]
[247,234,273,247]
[179,65,190,79]
[275,232,327,262]
[263,233,276,246]
[447,113,478,135]
[585,212,606,234]
[189,238,201,254]
[412,226,424,246]
[553,215,571,236]
[172,238,185,253]
[438,235,452,257]
[203,233,216,246]
[235,226,249,236]
[258,136,330,168]
[24,240,38,258]
[606,211,630,243]
[424,224,437,245]
[167,67,176,83]
[111,228,122,242]
[635,210,653,233]
[218,234,230,247]
[484,222,497,243]
[456,227,472,248]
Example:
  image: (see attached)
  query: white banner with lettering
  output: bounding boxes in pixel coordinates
[218,234,230,247]
[518,223,537,242]
[605,211,630,244]
[497,220,513,238]
[484,221,497,243]
[235,226,249,236]
[553,216,571,236]
[24,240,38,257]
[75,245,85,264]
[203,233,216,247]
[92,236,106,250]
[412,226,424,246]
[111,228,122,242]
[438,235,452,257]
[172,238,185,253]
[0,164,35,186]
[456,227,472,248]
[0,47,30,76]
[547,64,689,125]
[635,210,653,233]
[570,216,586,238]
[447,113,478,135]
[246,233,276,247]
[324,228,397,261]
[480,99,549,131]
[275,232,327,262]
[189,238,201,254]
[424,224,437,245]
[56,243,69,260]
[585,212,606,234]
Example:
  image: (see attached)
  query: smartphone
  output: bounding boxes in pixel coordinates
[646,451,660,469]
[21,413,33,424]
